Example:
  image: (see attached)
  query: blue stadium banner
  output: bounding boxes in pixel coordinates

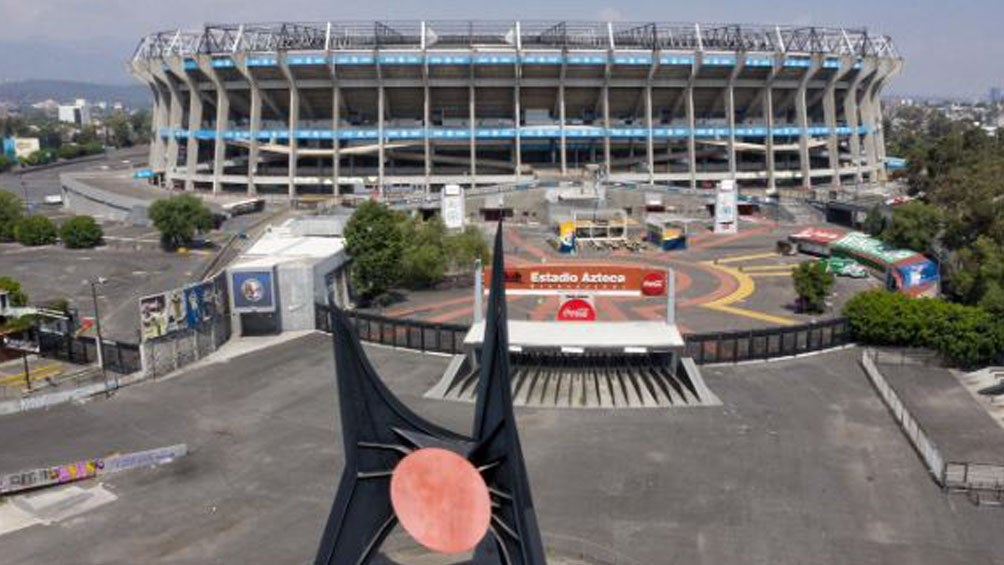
[231,270,276,313]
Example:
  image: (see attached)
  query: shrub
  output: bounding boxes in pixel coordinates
[0,191,23,241]
[14,215,57,246]
[844,289,1004,368]
[59,215,103,248]
[401,244,447,288]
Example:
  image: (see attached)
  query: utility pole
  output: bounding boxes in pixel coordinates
[86,277,112,394]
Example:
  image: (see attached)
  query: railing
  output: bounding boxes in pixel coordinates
[683,318,851,364]
[861,350,946,485]
[315,304,469,355]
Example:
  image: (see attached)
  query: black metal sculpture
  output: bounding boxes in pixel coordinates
[314,222,546,565]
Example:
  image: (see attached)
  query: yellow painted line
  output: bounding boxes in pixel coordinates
[0,364,63,385]
[700,261,798,326]
[749,271,798,278]
[740,264,798,272]
[708,304,801,326]
[715,252,780,264]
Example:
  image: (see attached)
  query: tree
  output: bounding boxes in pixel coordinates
[0,191,23,241]
[881,201,942,253]
[149,194,214,250]
[0,276,28,306]
[0,154,13,173]
[445,225,490,272]
[862,204,886,237]
[792,260,835,314]
[343,201,405,301]
[401,244,447,288]
[14,216,57,246]
[59,215,103,248]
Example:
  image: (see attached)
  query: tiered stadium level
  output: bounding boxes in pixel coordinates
[131,21,901,196]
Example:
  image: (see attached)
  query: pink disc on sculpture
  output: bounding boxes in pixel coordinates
[390,447,491,554]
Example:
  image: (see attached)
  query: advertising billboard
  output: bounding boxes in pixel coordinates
[139,293,168,341]
[714,180,738,234]
[165,288,186,333]
[183,281,213,328]
[485,265,667,297]
[231,270,276,313]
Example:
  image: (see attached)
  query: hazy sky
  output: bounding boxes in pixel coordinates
[0,0,999,98]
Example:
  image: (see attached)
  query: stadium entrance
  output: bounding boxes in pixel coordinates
[427,262,719,409]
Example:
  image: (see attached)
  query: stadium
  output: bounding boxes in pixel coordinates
[130,21,901,196]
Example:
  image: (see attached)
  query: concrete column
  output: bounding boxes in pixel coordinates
[169,60,202,192]
[134,64,167,172]
[423,76,431,192]
[469,82,477,189]
[762,86,776,191]
[645,84,655,184]
[559,69,567,175]
[377,82,385,197]
[724,61,743,181]
[860,65,883,183]
[332,80,341,195]
[686,84,696,190]
[279,59,299,199]
[603,83,611,176]
[235,55,260,196]
[686,55,700,190]
[198,57,229,195]
[843,60,867,185]
[514,71,522,184]
[795,59,821,189]
[151,65,184,188]
[822,63,845,187]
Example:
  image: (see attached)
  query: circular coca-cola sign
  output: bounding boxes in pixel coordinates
[641,273,667,296]
[556,298,597,322]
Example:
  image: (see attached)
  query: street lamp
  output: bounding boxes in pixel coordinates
[84,277,114,394]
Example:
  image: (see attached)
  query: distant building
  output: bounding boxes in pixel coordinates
[57,101,92,126]
[990,87,1002,105]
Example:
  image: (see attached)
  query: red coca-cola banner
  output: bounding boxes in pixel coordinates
[556,297,597,322]
[485,265,667,296]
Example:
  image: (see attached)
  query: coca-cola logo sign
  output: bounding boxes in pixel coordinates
[556,298,596,322]
[641,273,667,296]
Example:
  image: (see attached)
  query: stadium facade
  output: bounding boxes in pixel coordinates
[131,21,901,196]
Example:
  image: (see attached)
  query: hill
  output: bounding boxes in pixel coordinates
[0,80,149,108]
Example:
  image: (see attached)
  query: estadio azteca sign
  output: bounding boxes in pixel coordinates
[486,265,667,296]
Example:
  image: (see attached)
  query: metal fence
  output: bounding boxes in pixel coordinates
[315,304,468,355]
[38,332,141,375]
[683,318,851,364]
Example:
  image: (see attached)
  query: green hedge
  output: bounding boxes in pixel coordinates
[13,216,57,246]
[59,215,103,248]
[844,289,1004,368]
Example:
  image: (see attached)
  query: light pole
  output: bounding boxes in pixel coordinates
[85,277,113,394]
[19,171,29,214]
